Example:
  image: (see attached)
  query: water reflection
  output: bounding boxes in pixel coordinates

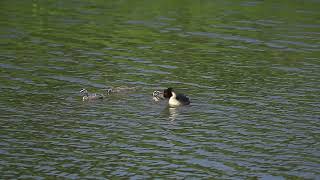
[160,105,190,122]
[168,107,179,121]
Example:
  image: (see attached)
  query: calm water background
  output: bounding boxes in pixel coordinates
[1,0,320,179]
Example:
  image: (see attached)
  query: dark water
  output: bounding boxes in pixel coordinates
[1,0,320,179]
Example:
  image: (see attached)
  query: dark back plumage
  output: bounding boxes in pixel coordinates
[176,94,190,105]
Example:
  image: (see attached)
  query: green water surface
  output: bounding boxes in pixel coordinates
[0,0,319,179]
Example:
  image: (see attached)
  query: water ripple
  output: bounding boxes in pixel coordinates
[1,0,319,179]
[49,75,107,88]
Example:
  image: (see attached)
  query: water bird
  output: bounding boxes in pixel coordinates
[152,90,164,101]
[80,88,104,101]
[163,87,190,107]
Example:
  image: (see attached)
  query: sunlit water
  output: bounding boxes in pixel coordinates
[0,0,319,179]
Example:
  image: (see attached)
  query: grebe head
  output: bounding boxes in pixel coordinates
[153,90,164,101]
[80,88,88,96]
[105,88,113,94]
[163,87,173,98]
[153,90,161,97]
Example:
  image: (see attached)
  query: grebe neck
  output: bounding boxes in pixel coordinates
[171,91,177,98]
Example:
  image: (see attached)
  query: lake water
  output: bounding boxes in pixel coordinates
[0,0,319,179]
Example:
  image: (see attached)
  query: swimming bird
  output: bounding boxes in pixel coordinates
[80,88,104,101]
[152,90,164,101]
[163,87,190,107]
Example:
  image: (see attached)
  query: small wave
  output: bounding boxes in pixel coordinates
[49,75,107,88]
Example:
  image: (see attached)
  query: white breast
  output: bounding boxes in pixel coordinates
[169,97,182,107]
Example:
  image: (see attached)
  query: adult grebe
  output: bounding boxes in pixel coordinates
[163,87,190,107]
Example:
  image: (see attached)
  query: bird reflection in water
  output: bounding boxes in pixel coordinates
[160,106,184,121]
[168,107,179,121]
